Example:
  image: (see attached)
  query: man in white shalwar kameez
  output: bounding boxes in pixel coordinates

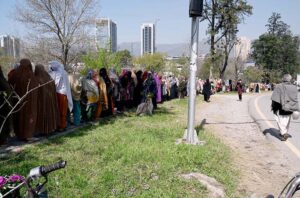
[271,74,299,141]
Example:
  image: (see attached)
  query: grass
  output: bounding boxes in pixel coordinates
[0,97,239,197]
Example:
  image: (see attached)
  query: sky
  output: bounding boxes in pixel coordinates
[0,0,299,44]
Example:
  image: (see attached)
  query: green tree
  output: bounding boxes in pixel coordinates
[201,0,252,78]
[0,55,14,77]
[164,56,190,78]
[252,13,300,77]
[243,67,263,84]
[82,49,110,74]
[82,49,133,75]
[110,50,132,72]
[198,53,223,79]
[175,57,190,78]
[266,12,291,36]
[133,53,166,72]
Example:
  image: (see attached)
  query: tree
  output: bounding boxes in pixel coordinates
[82,49,133,75]
[82,49,111,74]
[16,0,99,68]
[201,0,252,79]
[243,67,263,84]
[0,80,53,135]
[252,13,300,77]
[0,55,14,77]
[266,12,291,36]
[233,42,244,82]
[133,53,166,72]
[198,53,223,79]
[111,50,132,72]
[164,56,190,78]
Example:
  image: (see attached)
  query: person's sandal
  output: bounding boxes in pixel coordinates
[279,134,288,141]
[283,133,289,140]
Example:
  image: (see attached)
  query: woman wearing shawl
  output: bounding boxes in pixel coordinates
[203,79,211,102]
[109,69,121,111]
[154,73,162,103]
[133,70,143,106]
[93,70,108,119]
[170,76,178,99]
[82,70,99,121]
[271,74,299,141]
[126,70,135,109]
[68,73,82,126]
[118,70,130,112]
[8,59,38,140]
[99,68,113,116]
[236,79,243,101]
[0,66,12,145]
[142,72,157,109]
[34,64,60,135]
[48,61,73,131]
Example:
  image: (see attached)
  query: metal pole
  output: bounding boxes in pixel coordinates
[186,17,199,144]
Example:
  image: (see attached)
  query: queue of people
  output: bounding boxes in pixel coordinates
[0,59,188,145]
[2,58,296,145]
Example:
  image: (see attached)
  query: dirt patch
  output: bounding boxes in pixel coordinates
[195,94,299,197]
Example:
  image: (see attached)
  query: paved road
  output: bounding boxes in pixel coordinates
[249,91,300,157]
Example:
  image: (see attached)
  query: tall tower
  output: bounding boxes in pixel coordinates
[95,18,117,52]
[0,35,20,59]
[141,23,155,56]
[233,37,251,61]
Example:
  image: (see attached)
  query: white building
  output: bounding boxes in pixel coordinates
[141,23,155,56]
[0,35,20,59]
[233,37,251,61]
[95,18,117,52]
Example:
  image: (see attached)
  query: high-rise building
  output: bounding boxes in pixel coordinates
[233,37,251,61]
[141,23,155,56]
[95,18,117,52]
[0,35,20,59]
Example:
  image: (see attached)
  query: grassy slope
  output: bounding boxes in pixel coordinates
[0,97,239,197]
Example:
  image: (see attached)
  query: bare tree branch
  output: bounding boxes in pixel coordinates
[0,80,54,134]
[15,0,99,68]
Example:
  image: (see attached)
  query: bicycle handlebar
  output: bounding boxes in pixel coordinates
[40,160,67,176]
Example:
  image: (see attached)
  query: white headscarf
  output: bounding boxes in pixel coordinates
[49,61,73,111]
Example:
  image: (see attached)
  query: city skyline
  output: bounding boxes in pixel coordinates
[0,0,299,44]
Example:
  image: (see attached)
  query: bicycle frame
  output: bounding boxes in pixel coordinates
[280,173,300,198]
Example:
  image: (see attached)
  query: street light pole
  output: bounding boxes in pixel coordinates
[185,17,200,144]
[183,0,204,145]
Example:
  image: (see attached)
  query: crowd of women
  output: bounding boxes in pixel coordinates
[0,58,276,146]
[0,59,185,145]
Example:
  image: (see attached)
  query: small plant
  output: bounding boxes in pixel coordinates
[0,174,25,197]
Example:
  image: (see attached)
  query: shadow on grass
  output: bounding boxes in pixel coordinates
[154,106,176,115]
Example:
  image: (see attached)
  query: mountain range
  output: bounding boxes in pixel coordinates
[118,39,210,57]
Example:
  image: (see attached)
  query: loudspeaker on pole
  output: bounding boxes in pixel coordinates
[189,0,203,17]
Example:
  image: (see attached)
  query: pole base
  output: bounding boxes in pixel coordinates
[178,129,205,145]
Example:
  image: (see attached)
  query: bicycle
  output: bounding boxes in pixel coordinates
[266,172,300,198]
[0,160,66,198]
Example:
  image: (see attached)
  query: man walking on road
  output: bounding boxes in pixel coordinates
[271,74,299,141]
